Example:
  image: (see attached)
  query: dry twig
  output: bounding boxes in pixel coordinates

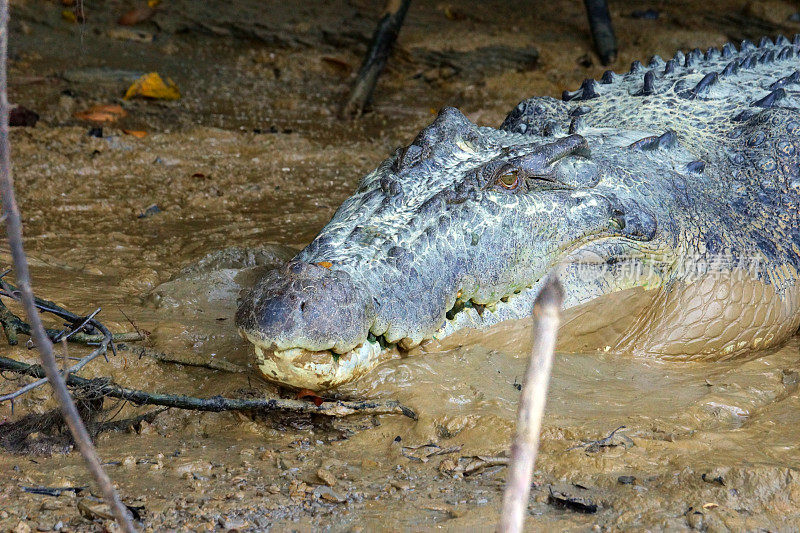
[0,355,418,419]
[0,277,126,404]
[342,0,411,117]
[499,276,563,533]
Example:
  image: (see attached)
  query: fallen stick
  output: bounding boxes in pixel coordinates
[0,2,136,529]
[0,355,418,419]
[0,292,239,374]
[498,275,563,533]
[341,0,411,117]
[0,278,144,346]
[0,279,121,403]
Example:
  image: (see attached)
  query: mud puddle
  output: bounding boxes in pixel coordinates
[3,0,800,530]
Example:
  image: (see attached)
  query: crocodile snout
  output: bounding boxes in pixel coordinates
[235,260,375,355]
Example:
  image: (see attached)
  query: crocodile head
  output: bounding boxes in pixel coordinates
[236,106,674,390]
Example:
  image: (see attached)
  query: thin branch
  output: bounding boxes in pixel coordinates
[0,285,118,402]
[0,355,418,419]
[0,280,144,345]
[0,341,109,402]
[341,0,411,117]
[499,275,563,533]
[117,344,248,373]
[0,291,245,375]
[0,2,136,530]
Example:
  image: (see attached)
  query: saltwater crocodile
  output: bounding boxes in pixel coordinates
[237,36,800,390]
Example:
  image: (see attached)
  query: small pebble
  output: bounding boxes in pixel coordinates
[138,204,162,219]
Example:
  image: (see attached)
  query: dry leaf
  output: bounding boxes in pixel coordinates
[61,9,77,22]
[124,72,181,100]
[74,104,128,123]
[122,129,147,138]
[297,389,324,407]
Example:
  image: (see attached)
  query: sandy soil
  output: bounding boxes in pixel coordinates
[2,0,800,530]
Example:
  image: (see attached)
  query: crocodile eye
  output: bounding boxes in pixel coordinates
[496,169,520,190]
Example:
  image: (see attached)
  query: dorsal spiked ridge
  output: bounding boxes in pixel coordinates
[705,47,720,61]
[681,72,718,99]
[685,48,703,67]
[740,54,757,69]
[648,55,665,69]
[769,70,800,90]
[559,35,800,107]
[734,109,758,122]
[579,79,600,99]
[636,71,656,96]
[778,46,795,61]
[600,70,617,84]
[628,130,677,151]
[562,79,600,102]
[628,60,645,75]
[721,60,739,77]
[722,43,736,58]
[751,88,786,108]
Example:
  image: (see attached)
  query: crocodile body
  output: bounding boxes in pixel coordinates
[237,36,800,390]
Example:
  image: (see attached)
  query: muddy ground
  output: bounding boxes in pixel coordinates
[2,0,800,530]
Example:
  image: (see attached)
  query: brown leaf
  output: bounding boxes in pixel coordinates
[74,104,128,123]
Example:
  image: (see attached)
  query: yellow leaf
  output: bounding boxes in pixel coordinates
[61,9,77,22]
[147,0,161,7]
[317,261,332,269]
[124,72,181,101]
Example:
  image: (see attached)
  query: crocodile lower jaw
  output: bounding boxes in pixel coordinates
[240,329,386,390]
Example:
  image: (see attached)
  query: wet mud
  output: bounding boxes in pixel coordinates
[3,0,800,530]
